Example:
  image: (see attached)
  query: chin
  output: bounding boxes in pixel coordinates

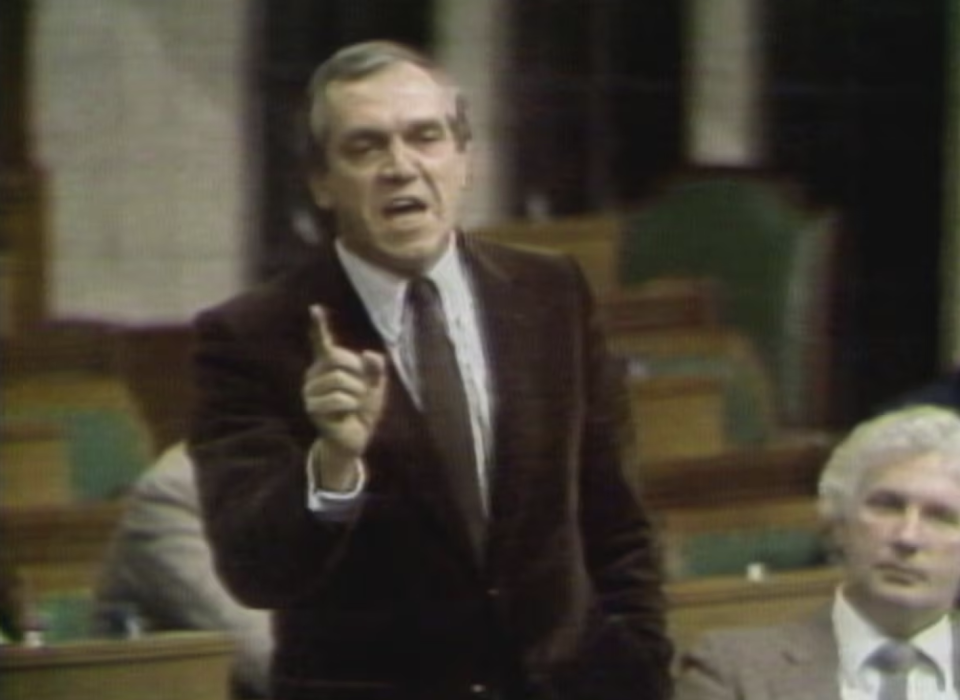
[373,244,441,275]
[388,232,448,260]
[872,584,936,611]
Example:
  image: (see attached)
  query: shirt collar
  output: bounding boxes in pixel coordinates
[833,586,954,691]
[334,234,471,344]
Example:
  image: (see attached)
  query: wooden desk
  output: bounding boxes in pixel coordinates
[642,434,832,509]
[0,631,233,700]
[666,567,839,655]
[0,502,125,595]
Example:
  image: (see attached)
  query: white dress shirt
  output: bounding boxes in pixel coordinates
[833,586,957,700]
[307,235,493,513]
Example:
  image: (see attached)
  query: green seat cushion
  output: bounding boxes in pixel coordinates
[5,407,150,501]
[619,177,834,424]
[640,355,771,446]
[671,527,827,579]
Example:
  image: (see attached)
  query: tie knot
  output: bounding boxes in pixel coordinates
[407,276,441,309]
[871,641,921,675]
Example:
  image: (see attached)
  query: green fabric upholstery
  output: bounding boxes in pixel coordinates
[619,177,835,425]
[628,354,772,446]
[32,591,96,642]
[669,527,827,580]
[5,408,151,501]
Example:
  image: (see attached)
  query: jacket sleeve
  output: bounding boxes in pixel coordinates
[570,260,674,698]
[188,305,361,608]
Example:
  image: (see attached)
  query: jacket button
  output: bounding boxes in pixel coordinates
[486,587,500,598]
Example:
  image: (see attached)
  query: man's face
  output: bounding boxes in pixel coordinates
[311,62,470,276]
[837,452,960,635]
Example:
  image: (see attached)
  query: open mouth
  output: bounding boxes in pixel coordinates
[382,197,428,219]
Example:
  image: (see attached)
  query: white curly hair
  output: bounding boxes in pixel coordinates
[818,405,960,523]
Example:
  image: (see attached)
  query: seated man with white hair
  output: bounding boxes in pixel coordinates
[675,405,960,700]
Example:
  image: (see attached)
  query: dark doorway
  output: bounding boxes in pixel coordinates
[766,0,947,420]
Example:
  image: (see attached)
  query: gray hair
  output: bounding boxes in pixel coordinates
[818,405,960,523]
[303,40,472,173]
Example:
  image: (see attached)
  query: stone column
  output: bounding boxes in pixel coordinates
[685,0,764,167]
[32,0,251,323]
[434,0,510,227]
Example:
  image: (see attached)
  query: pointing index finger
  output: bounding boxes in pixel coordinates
[309,304,335,358]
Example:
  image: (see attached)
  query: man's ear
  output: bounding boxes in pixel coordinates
[824,519,848,565]
[309,175,334,210]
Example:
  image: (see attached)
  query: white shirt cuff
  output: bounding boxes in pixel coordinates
[306,455,366,517]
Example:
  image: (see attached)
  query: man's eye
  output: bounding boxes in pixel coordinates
[412,127,444,143]
[926,506,960,527]
[344,142,375,156]
[341,137,385,158]
[864,494,904,514]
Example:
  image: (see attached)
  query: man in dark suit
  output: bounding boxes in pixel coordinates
[188,41,671,700]
[674,405,960,700]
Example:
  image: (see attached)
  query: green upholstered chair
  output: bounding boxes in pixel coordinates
[611,325,779,455]
[636,355,771,447]
[619,175,837,427]
[667,527,828,580]
[658,497,829,581]
[31,590,98,642]
[4,408,150,501]
[3,373,154,503]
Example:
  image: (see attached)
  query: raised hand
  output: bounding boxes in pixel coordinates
[303,305,387,488]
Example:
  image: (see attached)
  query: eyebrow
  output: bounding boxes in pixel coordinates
[340,118,448,140]
[339,128,387,144]
[406,118,446,131]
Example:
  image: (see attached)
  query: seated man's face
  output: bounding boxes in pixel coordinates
[838,452,960,634]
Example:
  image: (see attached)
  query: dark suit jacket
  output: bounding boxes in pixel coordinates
[674,607,960,700]
[188,234,671,700]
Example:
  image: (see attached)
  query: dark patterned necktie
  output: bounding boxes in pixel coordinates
[870,641,920,700]
[407,277,485,558]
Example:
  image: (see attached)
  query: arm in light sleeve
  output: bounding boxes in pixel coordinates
[96,444,273,697]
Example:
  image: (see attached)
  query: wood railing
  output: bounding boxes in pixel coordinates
[0,631,233,700]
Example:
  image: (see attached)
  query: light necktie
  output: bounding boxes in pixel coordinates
[870,641,921,700]
[407,277,485,558]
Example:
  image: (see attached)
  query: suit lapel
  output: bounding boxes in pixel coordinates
[302,241,384,353]
[458,237,557,571]
[773,603,960,699]
[458,239,531,569]
[771,608,842,700]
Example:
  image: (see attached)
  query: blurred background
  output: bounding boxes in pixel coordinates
[1,0,959,686]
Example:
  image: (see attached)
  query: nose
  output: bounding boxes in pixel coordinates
[891,508,924,548]
[380,141,417,182]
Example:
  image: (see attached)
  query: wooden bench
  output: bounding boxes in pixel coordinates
[654,496,826,581]
[0,503,125,598]
[0,631,233,700]
[630,375,728,461]
[640,435,831,509]
[601,278,720,334]
[474,214,621,296]
[666,566,839,656]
